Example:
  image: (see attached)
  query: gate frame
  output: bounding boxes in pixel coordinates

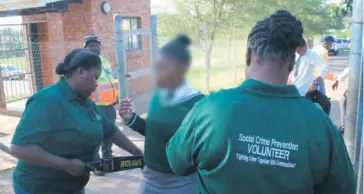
[113,14,158,100]
[0,23,37,116]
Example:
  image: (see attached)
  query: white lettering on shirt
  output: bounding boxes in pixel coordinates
[236,134,298,169]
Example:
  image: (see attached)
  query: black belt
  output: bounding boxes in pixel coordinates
[87,156,144,173]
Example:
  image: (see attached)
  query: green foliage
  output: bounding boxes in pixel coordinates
[332,0,352,16]
[158,0,341,40]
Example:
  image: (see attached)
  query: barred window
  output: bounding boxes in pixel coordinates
[122,17,141,51]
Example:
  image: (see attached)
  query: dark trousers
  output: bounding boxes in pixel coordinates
[96,105,116,158]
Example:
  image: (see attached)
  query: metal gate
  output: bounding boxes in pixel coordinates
[0,24,35,103]
[113,15,158,99]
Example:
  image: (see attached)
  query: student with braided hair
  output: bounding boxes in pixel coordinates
[166,10,355,194]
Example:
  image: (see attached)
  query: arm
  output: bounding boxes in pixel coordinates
[166,105,198,176]
[337,67,349,82]
[112,130,143,156]
[312,52,329,79]
[101,113,143,156]
[313,118,355,194]
[10,145,69,171]
[10,98,75,172]
[125,113,146,136]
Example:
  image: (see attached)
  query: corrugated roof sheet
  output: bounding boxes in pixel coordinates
[0,0,82,17]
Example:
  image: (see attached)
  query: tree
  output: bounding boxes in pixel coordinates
[173,0,253,91]
[158,0,340,91]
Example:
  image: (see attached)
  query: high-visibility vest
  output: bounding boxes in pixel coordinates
[90,56,118,106]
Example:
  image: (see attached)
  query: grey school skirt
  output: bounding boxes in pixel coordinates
[139,166,197,194]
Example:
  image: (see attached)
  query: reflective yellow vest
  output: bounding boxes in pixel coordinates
[90,56,118,106]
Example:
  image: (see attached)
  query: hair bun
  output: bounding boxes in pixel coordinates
[269,10,303,50]
[55,62,66,75]
[175,34,191,46]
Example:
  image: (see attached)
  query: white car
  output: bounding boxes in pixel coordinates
[329,38,350,55]
[1,64,26,80]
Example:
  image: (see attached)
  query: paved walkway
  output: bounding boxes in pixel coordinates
[0,53,350,193]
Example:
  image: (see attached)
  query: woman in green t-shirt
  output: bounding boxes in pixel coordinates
[166,10,355,194]
[118,34,204,194]
[10,48,143,194]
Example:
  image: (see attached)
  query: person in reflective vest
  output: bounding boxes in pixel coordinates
[84,35,118,174]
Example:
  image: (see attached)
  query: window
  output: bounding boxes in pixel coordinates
[122,17,141,51]
[343,39,348,43]
[336,39,342,43]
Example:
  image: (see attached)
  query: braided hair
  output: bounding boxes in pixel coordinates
[247,10,304,69]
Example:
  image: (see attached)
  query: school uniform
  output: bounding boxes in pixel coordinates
[11,78,118,193]
[126,82,204,194]
[166,79,355,194]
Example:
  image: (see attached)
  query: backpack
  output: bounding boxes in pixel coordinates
[305,90,331,115]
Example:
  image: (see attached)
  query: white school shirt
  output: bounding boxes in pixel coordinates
[159,82,201,106]
[290,49,329,96]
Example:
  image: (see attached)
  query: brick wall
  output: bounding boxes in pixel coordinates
[37,22,53,86]
[91,0,152,96]
[22,0,152,95]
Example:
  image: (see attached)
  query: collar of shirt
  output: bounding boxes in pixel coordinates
[240,79,301,98]
[159,82,200,105]
[58,78,78,101]
[58,78,94,107]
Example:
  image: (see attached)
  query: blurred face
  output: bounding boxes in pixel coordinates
[154,55,186,89]
[86,42,101,56]
[74,66,102,98]
[322,41,333,51]
[296,45,307,56]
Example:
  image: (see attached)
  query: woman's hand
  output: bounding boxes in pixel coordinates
[63,159,89,177]
[309,82,317,92]
[118,97,134,123]
[332,80,339,91]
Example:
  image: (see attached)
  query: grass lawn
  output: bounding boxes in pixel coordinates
[0,56,28,70]
[5,93,28,102]
[0,39,248,96]
[186,39,247,93]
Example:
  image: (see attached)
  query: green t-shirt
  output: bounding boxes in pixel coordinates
[166,79,355,194]
[129,91,204,173]
[11,78,118,193]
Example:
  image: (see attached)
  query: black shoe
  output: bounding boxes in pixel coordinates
[93,171,105,176]
[338,125,345,134]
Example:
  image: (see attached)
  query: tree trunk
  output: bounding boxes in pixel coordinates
[227,30,232,67]
[232,27,237,84]
[202,24,211,92]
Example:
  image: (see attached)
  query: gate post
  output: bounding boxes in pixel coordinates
[149,15,158,87]
[0,68,6,109]
[114,14,128,100]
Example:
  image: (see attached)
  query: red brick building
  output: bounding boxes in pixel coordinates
[0,0,152,97]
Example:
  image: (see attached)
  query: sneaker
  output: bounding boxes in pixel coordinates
[93,171,105,176]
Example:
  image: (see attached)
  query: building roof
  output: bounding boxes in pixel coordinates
[0,0,83,17]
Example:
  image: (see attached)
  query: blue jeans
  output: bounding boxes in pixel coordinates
[13,184,85,194]
[315,80,326,95]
